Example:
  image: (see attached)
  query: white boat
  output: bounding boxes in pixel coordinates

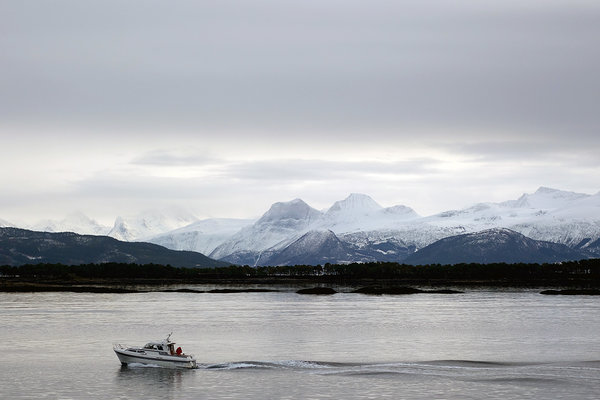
[113,333,198,369]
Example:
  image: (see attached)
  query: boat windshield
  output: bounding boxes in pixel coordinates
[143,343,164,350]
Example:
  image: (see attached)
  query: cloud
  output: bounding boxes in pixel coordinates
[131,150,218,166]
[2,1,599,142]
[221,158,443,183]
[63,156,446,215]
[442,140,599,163]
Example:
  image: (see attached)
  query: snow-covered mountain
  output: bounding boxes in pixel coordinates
[209,194,421,265]
[137,194,419,262]
[422,187,600,248]
[108,207,199,241]
[209,199,322,264]
[148,218,255,255]
[29,212,111,235]
[203,187,600,265]
[314,193,419,233]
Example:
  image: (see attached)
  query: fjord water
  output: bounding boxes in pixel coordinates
[1,288,599,399]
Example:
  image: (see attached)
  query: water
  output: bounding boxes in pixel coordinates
[1,287,599,399]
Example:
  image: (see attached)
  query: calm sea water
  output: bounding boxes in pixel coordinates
[1,286,599,399]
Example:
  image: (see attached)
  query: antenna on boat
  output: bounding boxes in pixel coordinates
[166,332,172,342]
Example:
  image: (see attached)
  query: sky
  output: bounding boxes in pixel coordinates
[1,0,599,225]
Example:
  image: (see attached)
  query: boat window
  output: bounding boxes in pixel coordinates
[157,345,163,351]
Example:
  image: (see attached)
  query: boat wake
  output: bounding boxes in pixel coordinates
[204,360,338,370]
[199,359,600,384]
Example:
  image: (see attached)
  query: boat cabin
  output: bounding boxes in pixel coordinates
[142,339,182,356]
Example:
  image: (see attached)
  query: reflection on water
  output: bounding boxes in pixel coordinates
[1,288,599,399]
[115,365,187,395]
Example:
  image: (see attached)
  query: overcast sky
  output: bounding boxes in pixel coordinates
[1,0,599,224]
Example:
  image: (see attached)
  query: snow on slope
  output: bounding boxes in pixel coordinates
[315,193,419,233]
[0,217,15,227]
[29,212,111,235]
[209,199,322,260]
[206,187,600,264]
[421,187,600,247]
[108,207,199,241]
[326,193,383,217]
[552,190,600,219]
[209,194,421,264]
[148,218,255,255]
[264,230,355,266]
[502,186,589,209]
[508,191,600,247]
[0,218,14,228]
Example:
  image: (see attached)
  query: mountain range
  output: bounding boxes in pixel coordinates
[1,187,599,266]
[206,187,600,265]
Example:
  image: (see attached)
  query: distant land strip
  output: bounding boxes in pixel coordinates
[1,259,599,290]
[540,289,600,295]
[0,284,281,294]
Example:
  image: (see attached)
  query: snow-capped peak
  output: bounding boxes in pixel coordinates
[504,187,589,209]
[208,199,323,261]
[326,193,383,216]
[382,205,420,218]
[314,194,418,234]
[30,211,110,235]
[108,207,198,241]
[256,198,321,225]
[147,217,255,255]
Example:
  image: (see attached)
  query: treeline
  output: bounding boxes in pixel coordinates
[320,260,600,282]
[0,263,195,280]
[1,259,600,284]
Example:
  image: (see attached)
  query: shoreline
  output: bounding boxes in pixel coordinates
[2,276,599,294]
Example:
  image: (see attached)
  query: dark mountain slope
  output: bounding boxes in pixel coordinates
[0,228,227,268]
[404,228,586,265]
[264,230,354,266]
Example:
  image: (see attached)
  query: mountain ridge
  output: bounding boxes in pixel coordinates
[4,187,599,266]
[404,228,587,265]
[0,227,226,268]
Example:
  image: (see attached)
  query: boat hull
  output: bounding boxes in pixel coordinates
[114,348,198,369]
